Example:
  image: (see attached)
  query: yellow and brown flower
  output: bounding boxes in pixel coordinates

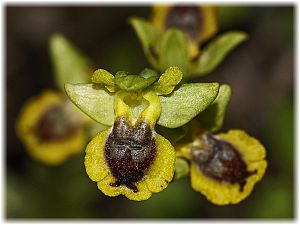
[16,90,91,165]
[151,5,218,58]
[85,90,175,201]
[177,129,267,205]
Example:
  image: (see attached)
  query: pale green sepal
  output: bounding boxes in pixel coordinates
[64,83,114,126]
[129,17,160,68]
[49,33,93,91]
[197,84,232,132]
[115,70,159,91]
[152,66,183,95]
[158,29,189,78]
[174,157,190,180]
[192,31,248,76]
[157,83,220,128]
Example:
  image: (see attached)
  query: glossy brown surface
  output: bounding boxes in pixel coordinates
[192,132,256,191]
[105,118,156,192]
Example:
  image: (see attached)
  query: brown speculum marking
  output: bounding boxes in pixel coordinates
[165,6,203,41]
[105,117,156,193]
[192,132,257,192]
[36,103,77,142]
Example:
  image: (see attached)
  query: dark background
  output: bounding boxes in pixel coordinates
[6,5,294,219]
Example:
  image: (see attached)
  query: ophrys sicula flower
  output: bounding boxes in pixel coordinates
[65,66,221,200]
[177,129,267,205]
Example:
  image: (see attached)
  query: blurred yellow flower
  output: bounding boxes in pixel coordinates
[16,90,91,165]
[177,129,267,205]
[85,90,175,201]
[151,5,218,58]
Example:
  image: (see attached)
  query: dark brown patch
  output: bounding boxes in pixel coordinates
[35,103,77,142]
[105,117,156,192]
[192,132,257,192]
[165,6,203,41]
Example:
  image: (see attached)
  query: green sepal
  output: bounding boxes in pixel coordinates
[174,157,190,180]
[152,66,183,95]
[197,84,232,132]
[129,17,160,68]
[157,83,220,128]
[115,69,159,91]
[192,31,248,76]
[49,33,93,91]
[64,83,114,126]
[158,29,189,78]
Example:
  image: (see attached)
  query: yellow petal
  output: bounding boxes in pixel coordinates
[25,130,85,165]
[85,129,175,201]
[197,6,218,44]
[145,133,175,192]
[190,129,267,205]
[97,174,152,201]
[85,128,111,182]
[218,129,266,162]
[151,5,171,34]
[16,91,61,137]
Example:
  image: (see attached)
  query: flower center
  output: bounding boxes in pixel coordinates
[36,103,77,142]
[192,132,257,192]
[165,6,203,41]
[105,117,156,192]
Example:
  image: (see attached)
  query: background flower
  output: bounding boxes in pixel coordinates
[151,5,218,58]
[16,90,89,165]
[189,130,267,205]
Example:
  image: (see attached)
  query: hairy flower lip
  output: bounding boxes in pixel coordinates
[177,129,267,205]
[84,90,175,201]
[105,117,156,193]
[85,128,175,201]
[192,132,257,192]
[16,90,87,165]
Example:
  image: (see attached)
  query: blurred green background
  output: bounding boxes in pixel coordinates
[6,5,294,219]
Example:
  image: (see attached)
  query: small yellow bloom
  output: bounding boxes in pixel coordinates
[16,90,90,165]
[151,5,218,58]
[85,90,175,201]
[178,129,267,205]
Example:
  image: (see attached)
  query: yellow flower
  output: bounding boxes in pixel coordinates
[85,90,175,201]
[178,129,267,205]
[151,5,218,58]
[16,90,90,165]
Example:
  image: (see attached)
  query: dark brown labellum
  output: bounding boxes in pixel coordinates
[105,117,156,192]
[165,6,203,41]
[192,132,257,192]
[36,103,77,142]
